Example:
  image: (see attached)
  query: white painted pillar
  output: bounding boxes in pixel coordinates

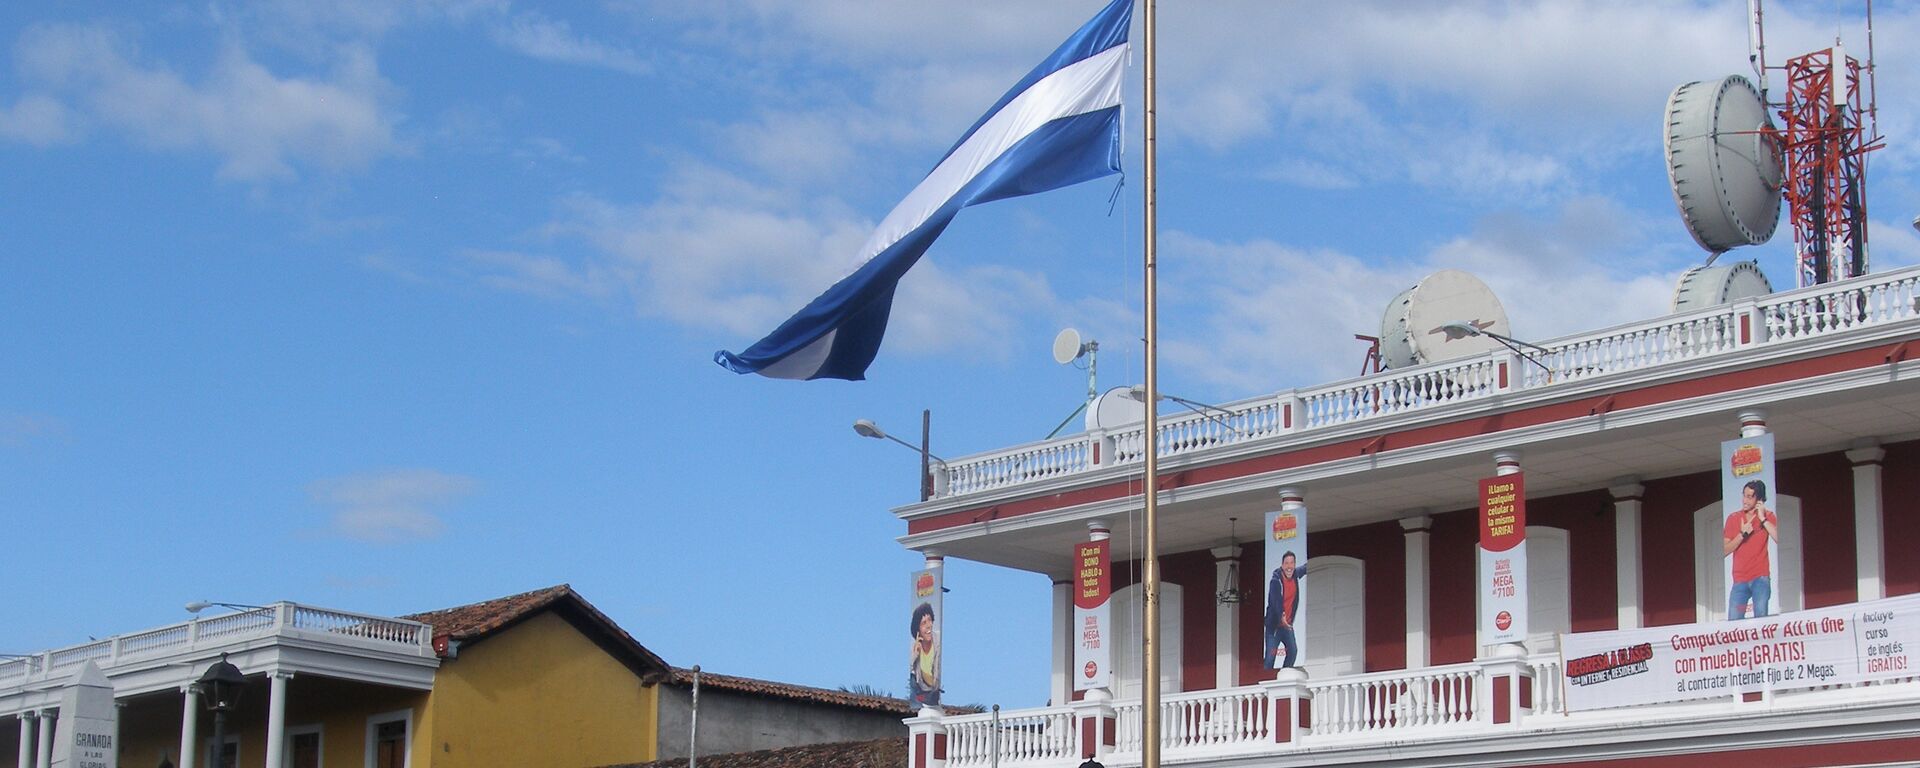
[34,710,52,768]
[1738,408,1769,439]
[1400,514,1431,669]
[1211,544,1241,689]
[179,686,200,768]
[1611,478,1646,630]
[17,712,34,768]
[265,671,291,768]
[1050,579,1072,706]
[1849,442,1886,602]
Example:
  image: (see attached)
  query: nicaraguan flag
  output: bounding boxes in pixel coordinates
[715,0,1132,380]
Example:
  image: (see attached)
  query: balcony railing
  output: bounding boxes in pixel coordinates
[924,651,1920,767]
[0,602,434,692]
[927,267,1920,500]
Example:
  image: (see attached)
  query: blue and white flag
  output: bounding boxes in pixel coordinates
[715,0,1133,381]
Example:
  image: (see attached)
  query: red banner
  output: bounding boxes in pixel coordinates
[1479,474,1526,552]
[1074,540,1110,610]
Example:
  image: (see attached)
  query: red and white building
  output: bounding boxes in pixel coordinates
[893,266,1920,767]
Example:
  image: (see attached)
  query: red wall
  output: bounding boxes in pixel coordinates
[1101,441,1908,689]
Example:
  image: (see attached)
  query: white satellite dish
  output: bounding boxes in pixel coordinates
[1671,260,1773,312]
[1053,327,1088,365]
[1379,270,1512,369]
[1087,385,1147,431]
[1665,75,1783,254]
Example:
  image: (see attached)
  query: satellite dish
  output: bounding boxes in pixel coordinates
[1086,385,1147,431]
[1665,75,1783,253]
[1671,260,1773,312]
[1379,270,1512,369]
[1053,328,1087,365]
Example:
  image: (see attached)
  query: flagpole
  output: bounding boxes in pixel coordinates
[1140,1,1162,767]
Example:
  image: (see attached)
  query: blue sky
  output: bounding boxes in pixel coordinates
[4,0,1920,710]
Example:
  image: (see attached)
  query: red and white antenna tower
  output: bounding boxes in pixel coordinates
[1752,0,1885,287]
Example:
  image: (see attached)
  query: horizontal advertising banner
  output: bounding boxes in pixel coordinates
[1561,592,1920,712]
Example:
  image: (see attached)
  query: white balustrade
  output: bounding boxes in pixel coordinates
[0,601,434,697]
[942,706,1076,767]
[1113,687,1270,754]
[927,266,1920,500]
[1527,654,1565,716]
[1307,663,1480,736]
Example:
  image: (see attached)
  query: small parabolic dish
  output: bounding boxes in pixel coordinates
[1665,75,1783,253]
[1053,327,1086,365]
[1086,385,1147,432]
[1671,260,1773,312]
[1379,269,1513,369]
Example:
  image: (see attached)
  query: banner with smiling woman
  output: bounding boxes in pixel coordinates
[909,568,943,708]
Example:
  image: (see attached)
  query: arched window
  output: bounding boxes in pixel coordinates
[1110,582,1183,697]
[1302,555,1365,679]
[1695,495,1803,621]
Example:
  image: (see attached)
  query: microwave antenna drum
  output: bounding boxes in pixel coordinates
[1665,75,1784,253]
[1378,269,1512,369]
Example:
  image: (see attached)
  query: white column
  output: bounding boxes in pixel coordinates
[34,710,52,768]
[265,671,291,768]
[1050,579,1072,706]
[1738,408,1769,439]
[1849,441,1886,602]
[17,713,33,768]
[1083,521,1113,703]
[1211,545,1241,689]
[1490,451,1525,658]
[1400,514,1431,668]
[179,686,200,768]
[1611,478,1646,630]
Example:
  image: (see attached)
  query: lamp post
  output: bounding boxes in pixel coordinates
[184,601,267,615]
[853,411,946,501]
[1435,321,1554,374]
[196,654,244,768]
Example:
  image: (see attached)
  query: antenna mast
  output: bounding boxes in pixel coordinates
[1765,4,1883,286]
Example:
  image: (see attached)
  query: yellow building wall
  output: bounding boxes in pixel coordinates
[110,679,427,768]
[421,611,658,768]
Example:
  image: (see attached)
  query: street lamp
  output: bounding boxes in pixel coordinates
[196,654,245,768]
[184,601,268,614]
[853,412,947,501]
[1434,321,1553,374]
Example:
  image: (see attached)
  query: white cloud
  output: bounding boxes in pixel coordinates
[309,468,476,544]
[0,95,76,146]
[0,413,69,447]
[487,11,651,75]
[1160,196,1683,393]
[13,23,401,181]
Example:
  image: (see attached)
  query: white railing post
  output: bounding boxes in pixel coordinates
[1480,645,1533,727]
[931,463,951,498]
[1733,298,1765,347]
[1276,390,1303,434]
[906,711,947,768]
[1089,429,1110,468]
[1491,350,1519,393]
[1261,667,1311,745]
[1070,693,1116,761]
[276,602,295,629]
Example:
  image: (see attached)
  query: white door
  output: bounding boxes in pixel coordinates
[1111,582,1183,697]
[1302,556,1365,679]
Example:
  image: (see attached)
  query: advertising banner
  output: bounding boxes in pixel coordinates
[1479,473,1529,646]
[1263,505,1308,669]
[909,568,943,708]
[1073,539,1113,691]
[1562,592,1920,711]
[1721,433,1780,619]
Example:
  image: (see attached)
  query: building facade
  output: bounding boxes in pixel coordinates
[891,266,1920,767]
[4,585,906,768]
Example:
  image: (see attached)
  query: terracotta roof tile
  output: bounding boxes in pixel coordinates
[667,668,917,715]
[403,584,575,641]
[600,739,905,768]
[403,584,670,677]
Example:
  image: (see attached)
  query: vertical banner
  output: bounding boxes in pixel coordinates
[1263,505,1309,669]
[1479,473,1529,646]
[1722,433,1779,619]
[1073,539,1113,691]
[909,568,943,707]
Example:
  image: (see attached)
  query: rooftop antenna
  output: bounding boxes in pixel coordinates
[1045,328,1100,439]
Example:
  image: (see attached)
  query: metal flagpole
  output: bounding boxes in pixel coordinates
[1140,1,1162,767]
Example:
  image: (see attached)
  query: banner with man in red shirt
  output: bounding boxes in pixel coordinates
[1721,433,1780,619]
[1264,504,1308,670]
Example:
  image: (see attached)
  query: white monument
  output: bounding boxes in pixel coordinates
[51,661,117,768]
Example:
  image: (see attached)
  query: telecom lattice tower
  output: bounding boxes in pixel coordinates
[1775,45,1877,287]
